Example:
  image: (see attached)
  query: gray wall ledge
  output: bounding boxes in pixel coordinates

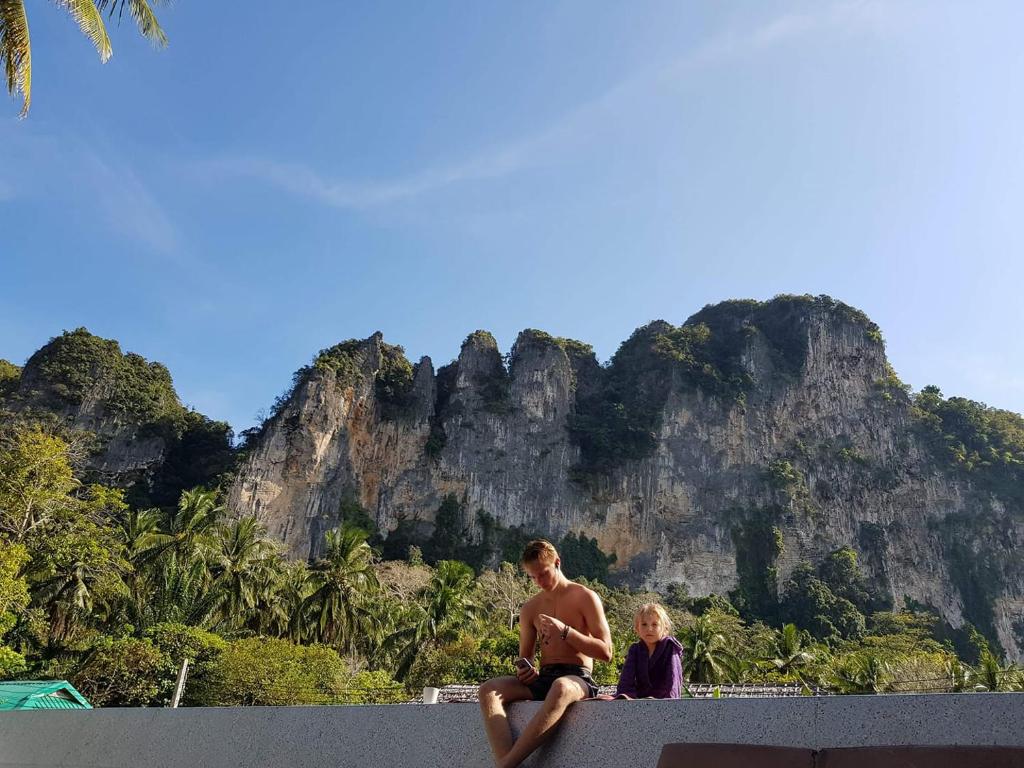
[1,693,1022,768]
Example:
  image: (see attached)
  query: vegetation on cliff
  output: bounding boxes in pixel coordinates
[913,384,1024,504]
[0,360,20,399]
[17,328,184,428]
[569,294,882,475]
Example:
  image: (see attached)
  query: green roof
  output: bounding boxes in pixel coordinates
[0,680,92,710]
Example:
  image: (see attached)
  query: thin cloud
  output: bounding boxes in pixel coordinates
[82,150,181,257]
[0,120,186,261]
[198,1,903,211]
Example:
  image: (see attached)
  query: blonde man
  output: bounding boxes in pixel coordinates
[478,539,613,768]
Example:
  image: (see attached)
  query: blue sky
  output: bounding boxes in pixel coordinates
[1,0,1022,433]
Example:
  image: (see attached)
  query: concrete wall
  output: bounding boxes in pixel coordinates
[1,694,1022,768]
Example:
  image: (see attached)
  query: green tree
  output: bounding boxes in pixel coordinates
[405,634,511,692]
[0,426,79,544]
[72,636,166,706]
[558,532,617,583]
[251,559,313,641]
[779,563,865,642]
[143,488,222,566]
[1,0,168,116]
[390,560,477,679]
[143,622,226,706]
[771,623,816,678]
[973,650,1022,692]
[307,526,378,653]
[195,637,350,706]
[425,494,467,563]
[0,359,19,398]
[0,542,29,633]
[207,517,278,630]
[0,542,29,674]
[680,611,741,683]
[826,652,890,694]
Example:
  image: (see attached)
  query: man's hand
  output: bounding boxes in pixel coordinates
[537,613,567,645]
[515,658,539,684]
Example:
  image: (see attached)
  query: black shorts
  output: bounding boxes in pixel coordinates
[527,664,600,701]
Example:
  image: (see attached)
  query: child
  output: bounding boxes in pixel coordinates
[616,602,683,699]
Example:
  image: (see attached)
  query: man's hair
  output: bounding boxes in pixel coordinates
[634,602,673,637]
[521,539,559,566]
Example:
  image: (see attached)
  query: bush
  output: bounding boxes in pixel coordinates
[73,637,166,707]
[144,623,227,706]
[0,645,26,677]
[405,634,512,692]
[195,638,350,706]
[343,670,406,704]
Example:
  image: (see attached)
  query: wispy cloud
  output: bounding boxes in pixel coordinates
[197,1,901,211]
[0,119,185,260]
[82,150,181,257]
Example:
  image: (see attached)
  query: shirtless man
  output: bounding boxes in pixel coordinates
[478,539,613,768]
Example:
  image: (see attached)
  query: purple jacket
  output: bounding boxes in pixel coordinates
[616,636,684,699]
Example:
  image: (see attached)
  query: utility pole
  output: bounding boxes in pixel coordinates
[170,659,190,708]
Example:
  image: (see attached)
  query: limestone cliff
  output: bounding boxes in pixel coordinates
[227,296,1024,661]
[0,328,232,506]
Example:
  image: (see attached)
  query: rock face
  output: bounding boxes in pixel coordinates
[4,329,174,480]
[1,329,234,506]
[229,297,1024,661]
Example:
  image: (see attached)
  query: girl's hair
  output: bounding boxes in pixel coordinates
[634,602,673,636]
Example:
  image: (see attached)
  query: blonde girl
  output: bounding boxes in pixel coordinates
[615,602,683,699]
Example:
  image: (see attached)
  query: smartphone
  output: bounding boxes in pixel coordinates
[515,658,535,673]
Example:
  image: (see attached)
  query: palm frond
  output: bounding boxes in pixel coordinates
[0,0,31,116]
[94,0,166,47]
[53,0,112,62]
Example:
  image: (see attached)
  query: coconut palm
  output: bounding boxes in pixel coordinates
[207,517,278,630]
[114,506,161,623]
[141,553,220,628]
[34,546,126,645]
[1,0,167,116]
[389,560,477,680]
[681,613,740,684]
[973,651,1022,692]
[306,525,379,653]
[141,488,221,568]
[361,595,416,670]
[256,560,314,641]
[827,652,890,694]
[771,623,816,678]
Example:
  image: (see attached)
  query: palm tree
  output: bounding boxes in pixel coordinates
[142,553,220,628]
[114,506,161,624]
[34,544,126,646]
[771,623,815,678]
[306,526,379,653]
[681,614,740,684]
[207,517,278,630]
[973,651,1022,692]
[827,652,890,694]
[1,0,167,116]
[142,488,222,567]
[256,560,314,641]
[389,560,477,680]
[361,595,415,670]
